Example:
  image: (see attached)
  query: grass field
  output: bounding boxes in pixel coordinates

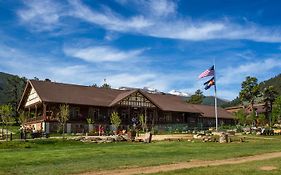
[153,157,281,175]
[0,136,281,175]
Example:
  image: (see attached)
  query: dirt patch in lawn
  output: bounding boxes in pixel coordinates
[136,134,193,141]
[259,166,277,171]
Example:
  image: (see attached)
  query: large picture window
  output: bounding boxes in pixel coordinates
[70,107,80,119]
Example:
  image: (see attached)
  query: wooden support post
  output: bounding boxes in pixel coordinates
[43,103,47,120]
[144,107,147,130]
[35,105,38,119]
[153,109,158,126]
[152,109,155,127]
[128,107,131,121]
[107,108,111,124]
[28,107,30,118]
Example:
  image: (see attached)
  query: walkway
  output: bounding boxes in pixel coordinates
[80,151,281,175]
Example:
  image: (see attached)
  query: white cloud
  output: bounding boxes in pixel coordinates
[218,58,281,85]
[218,89,239,100]
[68,0,153,32]
[235,50,256,60]
[63,46,145,62]
[4,42,280,100]
[17,0,64,31]
[0,43,176,92]
[178,83,240,100]
[105,71,198,92]
[114,0,177,19]
[17,0,281,42]
[49,65,87,76]
[106,73,157,88]
[104,31,119,41]
[124,0,178,17]
[148,0,177,17]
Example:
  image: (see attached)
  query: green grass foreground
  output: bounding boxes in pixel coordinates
[0,136,281,175]
[153,157,281,175]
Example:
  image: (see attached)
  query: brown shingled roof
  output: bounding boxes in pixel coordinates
[26,80,202,114]
[192,104,234,119]
[225,104,266,115]
[109,89,137,106]
[109,90,162,108]
[144,93,200,113]
[18,80,233,119]
[29,80,126,107]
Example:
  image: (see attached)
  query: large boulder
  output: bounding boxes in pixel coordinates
[219,133,228,143]
[144,132,152,143]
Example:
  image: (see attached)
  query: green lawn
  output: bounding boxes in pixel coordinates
[152,157,281,175]
[0,136,281,175]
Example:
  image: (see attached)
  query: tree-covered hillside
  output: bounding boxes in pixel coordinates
[0,72,26,105]
[0,72,27,123]
[185,96,229,107]
[202,96,229,106]
[260,74,281,95]
[222,74,281,108]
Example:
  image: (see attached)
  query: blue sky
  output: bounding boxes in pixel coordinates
[0,0,281,100]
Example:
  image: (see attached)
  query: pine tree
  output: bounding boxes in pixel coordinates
[272,96,281,124]
[239,76,260,125]
[263,86,278,126]
[187,89,204,104]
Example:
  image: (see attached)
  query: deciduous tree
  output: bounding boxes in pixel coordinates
[110,112,121,133]
[18,111,27,125]
[57,104,70,137]
[257,113,266,126]
[0,104,13,141]
[234,109,247,125]
[139,114,146,132]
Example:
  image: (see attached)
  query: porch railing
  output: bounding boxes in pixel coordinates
[26,116,45,123]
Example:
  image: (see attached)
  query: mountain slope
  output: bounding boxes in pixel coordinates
[202,96,229,106]
[185,96,229,107]
[0,72,26,105]
[222,74,281,108]
[260,74,281,95]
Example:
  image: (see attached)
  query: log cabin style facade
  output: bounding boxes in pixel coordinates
[18,80,234,133]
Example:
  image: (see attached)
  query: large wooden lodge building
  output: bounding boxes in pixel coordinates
[18,80,234,133]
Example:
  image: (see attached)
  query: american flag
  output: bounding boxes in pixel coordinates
[198,65,214,79]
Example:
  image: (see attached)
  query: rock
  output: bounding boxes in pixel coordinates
[121,134,130,141]
[144,132,152,143]
[219,133,228,143]
[227,131,235,136]
[193,134,198,139]
[106,137,115,142]
[193,134,203,139]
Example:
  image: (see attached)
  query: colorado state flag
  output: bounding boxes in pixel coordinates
[204,77,215,90]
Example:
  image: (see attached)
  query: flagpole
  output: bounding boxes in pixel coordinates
[214,60,218,131]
